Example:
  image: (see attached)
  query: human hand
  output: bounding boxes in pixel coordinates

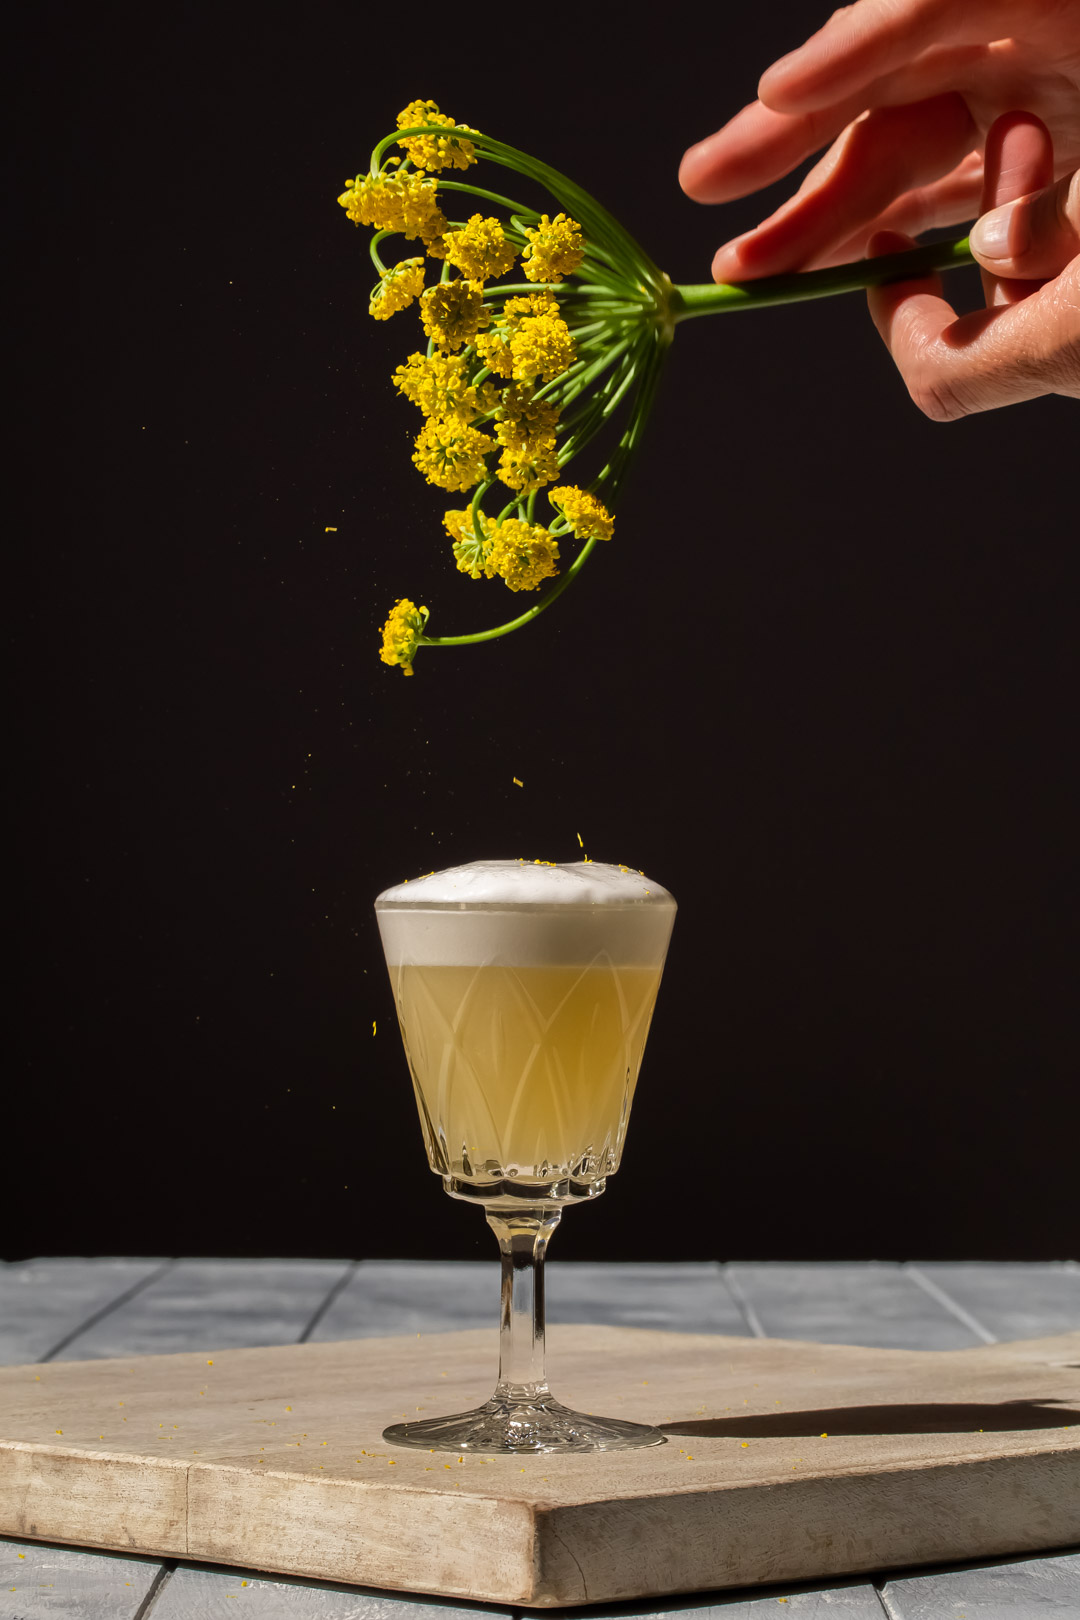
[680,0,1080,415]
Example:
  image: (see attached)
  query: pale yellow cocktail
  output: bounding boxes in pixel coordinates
[376,860,675,1203]
[391,960,663,1184]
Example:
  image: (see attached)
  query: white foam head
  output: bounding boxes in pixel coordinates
[375,860,676,966]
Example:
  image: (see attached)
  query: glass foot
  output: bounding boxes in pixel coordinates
[383,1395,666,1454]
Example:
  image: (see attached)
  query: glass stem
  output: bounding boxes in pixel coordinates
[486,1206,561,1405]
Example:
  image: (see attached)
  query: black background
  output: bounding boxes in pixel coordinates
[12,1,1078,1264]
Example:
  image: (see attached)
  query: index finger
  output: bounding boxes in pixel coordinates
[760,0,1023,114]
[679,95,863,204]
[681,43,990,206]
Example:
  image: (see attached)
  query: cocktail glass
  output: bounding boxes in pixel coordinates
[375,859,676,1453]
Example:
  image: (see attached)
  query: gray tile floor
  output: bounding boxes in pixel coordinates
[2,1259,1078,1618]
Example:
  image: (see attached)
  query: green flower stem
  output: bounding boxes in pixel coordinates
[557,343,648,462]
[437,179,539,217]
[550,334,634,406]
[369,231,395,274]
[600,338,665,501]
[598,355,644,419]
[670,234,973,319]
[558,349,636,431]
[565,302,651,322]
[471,480,494,543]
[421,538,599,647]
[483,282,561,297]
[579,257,635,295]
[566,319,629,343]
[574,280,637,297]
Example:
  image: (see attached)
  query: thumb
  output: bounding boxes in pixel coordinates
[970,169,1080,280]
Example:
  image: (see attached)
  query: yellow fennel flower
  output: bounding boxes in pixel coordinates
[504,292,575,382]
[338,172,447,245]
[521,213,586,283]
[549,484,615,541]
[443,215,516,283]
[337,174,376,226]
[419,280,489,352]
[412,417,492,491]
[369,258,425,320]
[392,352,487,421]
[498,441,561,493]
[396,100,477,173]
[488,521,560,591]
[502,290,557,325]
[474,328,515,378]
[444,507,496,579]
[380,598,428,675]
[495,381,560,450]
[400,178,449,245]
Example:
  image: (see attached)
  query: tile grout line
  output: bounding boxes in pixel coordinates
[719,1264,767,1339]
[297,1260,359,1344]
[39,1258,178,1363]
[131,1560,175,1619]
[874,1576,903,1619]
[903,1264,997,1345]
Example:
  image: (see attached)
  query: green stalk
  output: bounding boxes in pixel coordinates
[421,538,599,647]
[558,349,636,431]
[556,341,648,462]
[369,231,395,275]
[671,234,973,318]
[547,334,634,405]
[598,336,665,502]
[437,179,539,217]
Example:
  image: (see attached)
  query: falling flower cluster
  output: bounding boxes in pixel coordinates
[337,100,671,674]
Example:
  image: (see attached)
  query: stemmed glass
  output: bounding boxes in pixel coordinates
[375,859,676,1453]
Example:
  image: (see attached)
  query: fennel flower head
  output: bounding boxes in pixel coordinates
[338,100,976,674]
[337,99,668,675]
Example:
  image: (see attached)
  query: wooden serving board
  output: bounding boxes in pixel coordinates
[2,1326,1078,1607]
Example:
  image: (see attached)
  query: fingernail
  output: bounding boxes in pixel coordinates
[970,203,1015,260]
[711,241,746,282]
